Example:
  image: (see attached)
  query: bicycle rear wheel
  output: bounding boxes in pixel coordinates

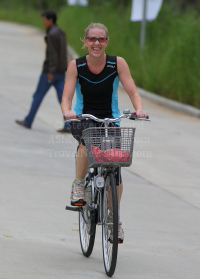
[79,183,96,257]
[102,172,118,277]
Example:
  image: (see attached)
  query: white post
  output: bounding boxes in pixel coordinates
[140,0,147,49]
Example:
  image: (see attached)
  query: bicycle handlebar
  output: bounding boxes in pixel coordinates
[64,111,150,123]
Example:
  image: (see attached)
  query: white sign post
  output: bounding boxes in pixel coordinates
[131,0,163,49]
[140,0,147,49]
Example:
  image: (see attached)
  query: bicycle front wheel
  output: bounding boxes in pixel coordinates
[102,172,118,277]
[79,183,96,257]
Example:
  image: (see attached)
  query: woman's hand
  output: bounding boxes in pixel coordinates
[135,110,148,118]
[63,110,76,120]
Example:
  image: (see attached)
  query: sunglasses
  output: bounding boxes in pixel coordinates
[86,36,108,43]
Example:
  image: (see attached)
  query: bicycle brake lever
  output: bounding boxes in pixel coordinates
[76,114,84,121]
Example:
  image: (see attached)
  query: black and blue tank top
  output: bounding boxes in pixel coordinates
[74,54,120,119]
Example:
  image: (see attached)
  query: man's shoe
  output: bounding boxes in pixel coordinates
[15,120,31,129]
[57,128,71,133]
[70,179,86,206]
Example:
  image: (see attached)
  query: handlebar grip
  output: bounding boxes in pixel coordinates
[130,113,150,120]
[130,113,137,120]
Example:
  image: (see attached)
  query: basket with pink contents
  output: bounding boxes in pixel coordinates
[82,127,135,168]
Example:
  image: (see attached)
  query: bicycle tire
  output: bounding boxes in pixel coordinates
[79,182,96,257]
[102,172,118,277]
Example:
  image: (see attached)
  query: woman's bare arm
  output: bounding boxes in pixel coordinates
[61,60,77,119]
[117,57,147,117]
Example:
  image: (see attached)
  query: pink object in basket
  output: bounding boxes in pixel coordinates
[90,146,103,162]
[90,146,131,163]
[103,148,130,162]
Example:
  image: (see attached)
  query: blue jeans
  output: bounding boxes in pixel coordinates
[24,73,70,129]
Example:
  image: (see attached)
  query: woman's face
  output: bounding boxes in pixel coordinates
[84,28,109,58]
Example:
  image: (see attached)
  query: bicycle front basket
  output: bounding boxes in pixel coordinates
[82,127,136,167]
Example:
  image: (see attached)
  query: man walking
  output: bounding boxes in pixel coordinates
[16,10,70,132]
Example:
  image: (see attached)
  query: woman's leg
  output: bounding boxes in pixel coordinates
[76,144,88,179]
[70,120,94,205]
[117,183,123,203]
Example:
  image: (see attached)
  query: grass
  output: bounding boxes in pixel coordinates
[0,3,200,108]
[0,7,42,28]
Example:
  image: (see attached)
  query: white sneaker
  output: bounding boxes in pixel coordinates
[108,214,124,243]
[70,179,85,206]
[118,225,124,242]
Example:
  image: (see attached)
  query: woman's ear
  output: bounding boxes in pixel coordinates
[84,37,87,48]
[105,39,110,48]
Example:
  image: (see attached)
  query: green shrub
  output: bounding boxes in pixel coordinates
[0,2,200,108]
[0,0,65,10]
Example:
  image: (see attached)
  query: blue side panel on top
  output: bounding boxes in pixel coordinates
[112,76,120,125]
[107,61,116,64]
[74,79,83,114]
[77,63,86,67]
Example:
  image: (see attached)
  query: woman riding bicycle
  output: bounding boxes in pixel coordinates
[61,23,148,242]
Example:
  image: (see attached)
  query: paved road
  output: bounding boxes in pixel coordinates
[0,21,200,279]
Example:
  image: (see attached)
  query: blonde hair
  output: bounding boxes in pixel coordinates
[81,22,109,49]
[84,22,108,38]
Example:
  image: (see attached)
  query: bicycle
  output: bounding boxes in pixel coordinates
[66,109,150,277]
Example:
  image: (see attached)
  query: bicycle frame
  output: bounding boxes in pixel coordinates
[84,166,115,226]
[65,110,150,276]
[66,109,150,214]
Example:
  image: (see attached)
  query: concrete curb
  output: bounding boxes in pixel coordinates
[68,45,200,118]
[137,87,200,118]
[67,45,79,60]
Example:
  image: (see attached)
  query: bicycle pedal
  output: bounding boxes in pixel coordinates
[118,239,123,244]
[71,199,86,206]
[108,238,113,244]
[65,205,80,212]
[108,238,123,244]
